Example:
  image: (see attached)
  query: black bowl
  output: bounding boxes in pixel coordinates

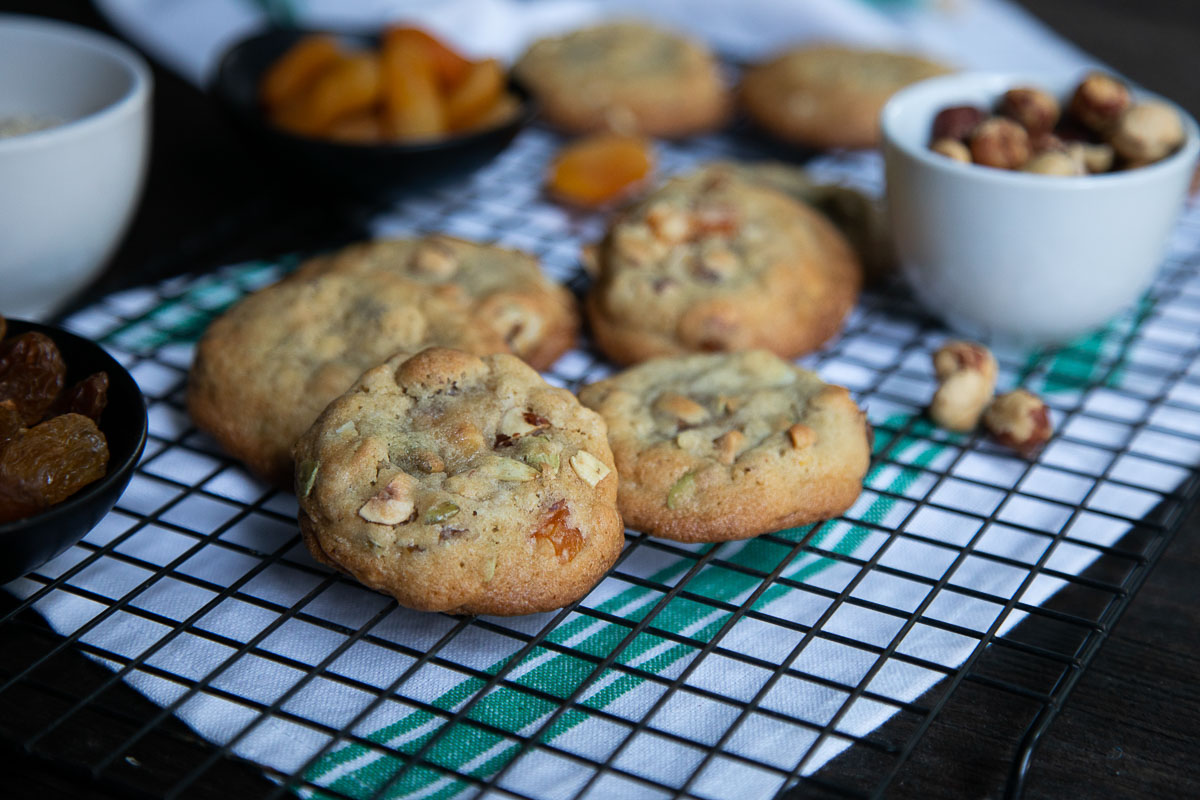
[0,320,147,584]
[211,27,535,200]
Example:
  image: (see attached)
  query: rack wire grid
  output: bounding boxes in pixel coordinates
[4,124,1200,800]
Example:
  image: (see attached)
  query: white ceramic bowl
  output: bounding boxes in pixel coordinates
[0,14,152,320]
[882,71,1199,345]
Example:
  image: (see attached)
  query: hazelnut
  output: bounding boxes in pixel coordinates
[1065,141,1115,173]
[1023,150,1084,177]
[1000,87,1061,136]
[1069,72,1131,133]
[1110,101,1185,163]
[930,137,972,163]
[983,389,1053,456]
[931,105,988,142]
[929,341,998,432]
[970,117,1031,170]
[1029,132,1065,154]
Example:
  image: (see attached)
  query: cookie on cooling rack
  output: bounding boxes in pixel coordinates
[512,21,730,137]
[187,271,509,488]
[740,45,951,149]
[585,163,862,365]
[578,350,871,543]
[292,234,579,371]
[294,348,623,615]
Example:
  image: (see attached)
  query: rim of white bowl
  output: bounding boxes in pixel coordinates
[881,70,1200,190]
[0,13,152,152]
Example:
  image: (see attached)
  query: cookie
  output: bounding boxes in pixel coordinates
[187,271,508,487]
[718,160,895,282]
[513,21,730,137]
[294,348,623,615]
[585,163,861,365]
[293,234,579,370]
[740,45,951,149]
[578,350,870,542]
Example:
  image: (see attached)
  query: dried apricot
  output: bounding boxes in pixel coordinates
[272,52,382,137]
[0,400,21,453]
[0,332,66,426]
[0,413,109,523]
[531,500,583,561]
[384,27,471,91]
[546,133,654,207]
[444,59,505,131]
[380,28,447,140]
[260,34,343,110]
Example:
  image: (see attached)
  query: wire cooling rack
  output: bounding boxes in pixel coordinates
[4,124,1200,800]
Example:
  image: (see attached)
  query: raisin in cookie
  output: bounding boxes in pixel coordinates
[741,46,950,149]
[513,21,730,137]
[187,271,508,487]
[293,234,579,370]
[578,350,870,542]
[295,348,623,615]
[585,163,861,365]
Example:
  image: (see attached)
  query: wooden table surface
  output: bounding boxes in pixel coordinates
[2,1,1198,798]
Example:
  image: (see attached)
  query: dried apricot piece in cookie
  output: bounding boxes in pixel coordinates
[294,348,623,615]
[579,350,871,542]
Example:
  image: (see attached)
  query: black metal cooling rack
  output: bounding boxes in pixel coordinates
[3,125,1200,800]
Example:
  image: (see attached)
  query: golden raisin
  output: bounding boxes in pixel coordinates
[0,413,109,523]
[531,500,583,561]
[547,133,653,208]
[0,332,66,426]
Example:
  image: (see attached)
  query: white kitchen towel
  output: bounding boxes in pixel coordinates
[6,1,1199,799]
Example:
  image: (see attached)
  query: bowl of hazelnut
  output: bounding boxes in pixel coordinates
[881,70,1199,344]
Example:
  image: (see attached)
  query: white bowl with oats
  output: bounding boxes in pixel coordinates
[0,14,151,319]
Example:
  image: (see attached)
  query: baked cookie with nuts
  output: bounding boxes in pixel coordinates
[585,163,862,365]
[292,234,579,370]
[578,350,871,542]
[294,348,623,615]
[187,271,508,487]
[512,21,730,137]
[740,45,950,149]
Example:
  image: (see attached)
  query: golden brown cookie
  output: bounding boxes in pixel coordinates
[740,45,951,149]
[585,163,861,365]
[292,234,579,370]
[187,271,508,487]
[513,21,730,137]
[295,348,624,615]
[578,350,870,542]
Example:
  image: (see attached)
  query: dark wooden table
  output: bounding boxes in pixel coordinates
[3,1,1198,798]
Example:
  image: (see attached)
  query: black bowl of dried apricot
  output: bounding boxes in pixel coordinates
[211,26,535,200]
[0,318,147,584]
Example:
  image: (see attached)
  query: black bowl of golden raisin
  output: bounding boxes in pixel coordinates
[0,317,147,584]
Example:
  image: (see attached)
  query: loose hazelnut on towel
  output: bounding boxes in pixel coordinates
[928,341,998,431]
[983,389,1053,456]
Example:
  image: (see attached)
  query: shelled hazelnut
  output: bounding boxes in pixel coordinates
[932,105,987,142]
[927,73,1185,175]
[1000,87,1060,136]
[983,389,1053,456]
[928,341,997,431]
[1069,72,1131,133]
[1110,101,1186,163]
[969,118,1031,170]
[1023,150,1083,176]
[930,137,971,163]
